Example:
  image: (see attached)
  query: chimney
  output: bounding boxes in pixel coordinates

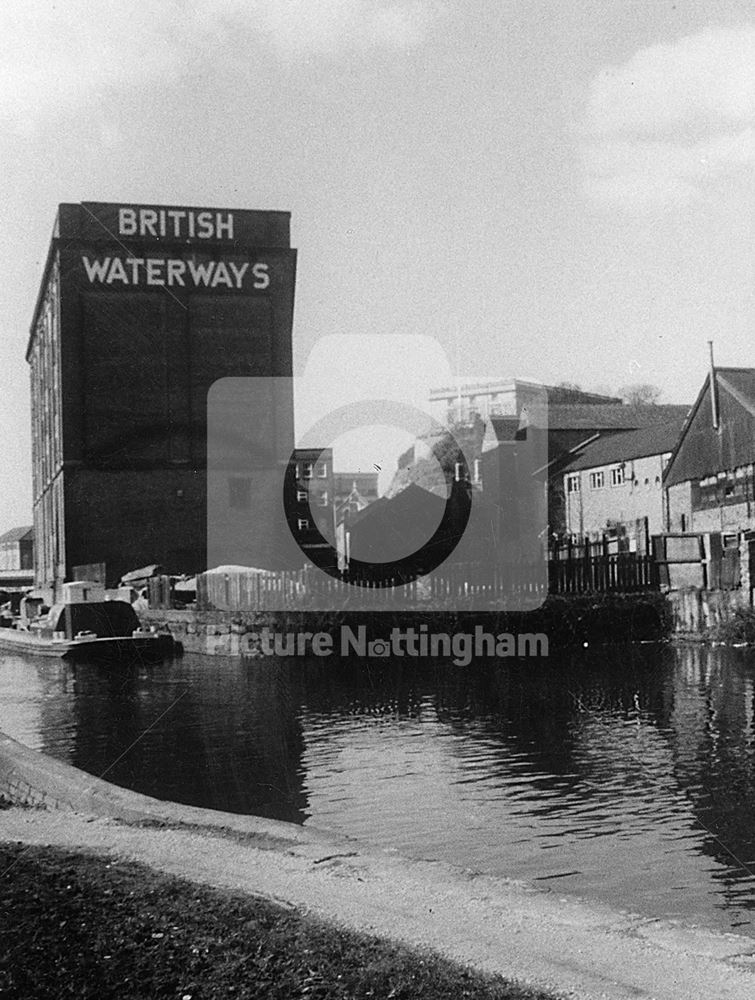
[708,340,719,430]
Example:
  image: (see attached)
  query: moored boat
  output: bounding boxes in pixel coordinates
[0,598,177,661]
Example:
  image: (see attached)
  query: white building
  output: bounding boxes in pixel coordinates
[429,378,619,424]
[562,421,684,546]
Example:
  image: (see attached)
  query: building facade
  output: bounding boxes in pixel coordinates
[561,421,684,546]
[429,378,621,425]
[664,368,755,535]
[28,202,296,599]
[0,526,34,591]
[285,448,336,567]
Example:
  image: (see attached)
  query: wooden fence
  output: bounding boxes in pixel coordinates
[194,552,658,612]
[547,552,658,594]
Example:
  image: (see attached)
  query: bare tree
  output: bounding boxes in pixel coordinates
[618,383,662,405]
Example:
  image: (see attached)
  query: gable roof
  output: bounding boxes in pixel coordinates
[0,526,33,545]
[561,420,684,473]
[664,367,755,487]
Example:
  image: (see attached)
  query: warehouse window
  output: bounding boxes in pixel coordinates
[566,474,580,493]
[589,471,604,490]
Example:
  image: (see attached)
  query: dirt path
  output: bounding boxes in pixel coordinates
[3,805,755,1000]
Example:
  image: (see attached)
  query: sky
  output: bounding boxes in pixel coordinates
[2,1,755,531]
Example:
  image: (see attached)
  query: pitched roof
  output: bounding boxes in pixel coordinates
[543,403,689,431]
[561,420,684,473]
[0,526,33,545]
[664,367,755,486]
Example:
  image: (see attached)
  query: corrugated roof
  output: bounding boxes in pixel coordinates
[664,368,755,486]
[0,526,33,545]
[561,420,684,473]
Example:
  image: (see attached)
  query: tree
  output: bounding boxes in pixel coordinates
[618,383,662,405]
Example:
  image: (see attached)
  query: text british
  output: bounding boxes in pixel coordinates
[118,207,234,240]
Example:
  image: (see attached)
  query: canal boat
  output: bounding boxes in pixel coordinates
[0,597,176,661]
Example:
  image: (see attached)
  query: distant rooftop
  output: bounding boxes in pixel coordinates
[561,420,686,473]
[430,377,619,403]
[0,526,33,545]
[544,403,689,431]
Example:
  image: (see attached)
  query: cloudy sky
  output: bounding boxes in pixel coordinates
[1,1,755,530]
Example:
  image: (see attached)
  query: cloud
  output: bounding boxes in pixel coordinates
[249,0,433,56]
[0,1,435,130]
[0,3,191,131]
[582,26,755,208]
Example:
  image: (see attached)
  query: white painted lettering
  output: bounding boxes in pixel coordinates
[140,209,158,237]
[167,210,185,237]
[216,212,234,239]
[252,262,270,289]
[82,256,110,282]
[128,258,144,283]
[211,262,233,288]
[229,262,249,288]
[167,259,186,286]
[196,212,213,238]
[187,259,214,286]
[82,253,259,288]
[106,257,128,284]
[146,259,165,285]
[118,209,137,236]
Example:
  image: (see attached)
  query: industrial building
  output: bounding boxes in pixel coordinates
[28,202,296,600]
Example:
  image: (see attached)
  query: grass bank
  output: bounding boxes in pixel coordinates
[0,839,558,1000]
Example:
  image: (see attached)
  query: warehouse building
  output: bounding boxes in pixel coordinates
[28,202,296,600]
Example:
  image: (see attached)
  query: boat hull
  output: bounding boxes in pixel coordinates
[0,628,177,661]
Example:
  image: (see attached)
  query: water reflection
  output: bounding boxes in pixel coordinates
[2,644,755,936]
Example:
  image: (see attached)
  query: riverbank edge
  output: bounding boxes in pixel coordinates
[4,731,755,999]
[141,592,673,656]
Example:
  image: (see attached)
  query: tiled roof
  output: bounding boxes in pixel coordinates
[0,526,33,545]
[561,420,685,473]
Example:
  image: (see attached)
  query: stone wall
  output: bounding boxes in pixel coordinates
[140,608,269,655]
[666,587,750,637]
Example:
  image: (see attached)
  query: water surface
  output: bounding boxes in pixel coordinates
[2,643,755,938]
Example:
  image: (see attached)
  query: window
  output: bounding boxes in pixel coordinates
[610,466,624,487]
[296,489,308,503]
[454,461,463,482]
[566,474,580,494]
[229,477,252,510]
[589,471,604,490]
[297,517,310,532]
[318,491,330,507]
[317,461,328,478]
[302,462,314,479]
[473,458,481,484]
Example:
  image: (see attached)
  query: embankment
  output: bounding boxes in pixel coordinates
[3,729,755,999]
[142,592,672,656]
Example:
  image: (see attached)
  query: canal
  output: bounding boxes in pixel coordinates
[2,643,755,939]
